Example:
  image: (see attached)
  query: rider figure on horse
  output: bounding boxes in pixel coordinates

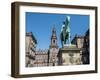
[60,16,71,47]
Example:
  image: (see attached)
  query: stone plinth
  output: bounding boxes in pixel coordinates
[57,45,82,66]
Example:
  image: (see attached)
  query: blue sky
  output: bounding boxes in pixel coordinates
[26,12,89,49]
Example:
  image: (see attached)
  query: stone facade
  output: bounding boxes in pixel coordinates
[34,49,48,67]
[71,29,90,64]
[71,35,84,48]
[82,29,89,64]
[25,32,37,67]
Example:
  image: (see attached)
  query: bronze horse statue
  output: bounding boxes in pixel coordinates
[60,16,70,47]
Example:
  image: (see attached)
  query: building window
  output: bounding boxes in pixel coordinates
[53,40,55,44]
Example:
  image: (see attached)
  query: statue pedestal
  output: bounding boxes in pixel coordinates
[57,45,82,66]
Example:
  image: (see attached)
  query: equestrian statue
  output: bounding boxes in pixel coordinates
[60,16,71,47]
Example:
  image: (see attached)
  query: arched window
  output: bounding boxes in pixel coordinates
[53,40,55,44]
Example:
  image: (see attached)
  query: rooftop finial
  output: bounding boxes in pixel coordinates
[52,24,56,33]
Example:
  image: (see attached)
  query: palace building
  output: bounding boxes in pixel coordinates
[25,27,59,67]
[82,29,89,64]
[25,32,37,67]
[71,34,84,49]
[71,29,90,64]
[25,28,89,67]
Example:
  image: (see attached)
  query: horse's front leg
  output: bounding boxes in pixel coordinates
[61,41,64,47]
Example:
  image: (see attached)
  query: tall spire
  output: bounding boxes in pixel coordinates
[51,25,57,39]
[52,25,56,33]
[49,25,59,66]
[50,25,58,49]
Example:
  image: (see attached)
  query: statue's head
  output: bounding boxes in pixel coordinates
[61,25,65,32]
[66,16,70,21]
